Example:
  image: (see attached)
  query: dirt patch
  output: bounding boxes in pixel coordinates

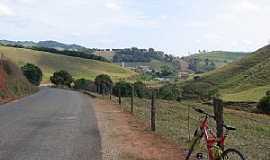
[93,98,185,160]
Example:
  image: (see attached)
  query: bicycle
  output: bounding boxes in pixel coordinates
[185,108,245,160]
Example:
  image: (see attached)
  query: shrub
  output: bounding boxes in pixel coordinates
[50,70,73,87]
[113,81,132,97]
[134,81,146,98]
[182,82,217,101]
[266,90,270,96]
[21,63,42,86]
[94,74,113,94]
[74,78,91,90]
[257,95,270,113]
[158,83,183,100]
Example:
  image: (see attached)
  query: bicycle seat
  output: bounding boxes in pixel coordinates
[224,124,236,131]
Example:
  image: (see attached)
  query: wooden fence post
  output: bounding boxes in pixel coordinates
[102,84,105,96]
[213,98,224,148]
[109,86,112,100]
[151,90,156,131]
[131,85,134,113]
[118,87,121,105]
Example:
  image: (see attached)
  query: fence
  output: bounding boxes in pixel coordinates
[97,85,270,160]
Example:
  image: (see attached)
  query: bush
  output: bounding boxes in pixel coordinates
[182,82,217,101]
[158,83,183,100]
[21,63,42,86]
[74,78,91,90]
[94,74,113,94]
[113,81,132,97]
[50,70,73,87]
[257,95,270,113]
[134,81,146,98]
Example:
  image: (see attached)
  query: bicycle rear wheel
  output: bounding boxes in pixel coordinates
[220,148,245,160]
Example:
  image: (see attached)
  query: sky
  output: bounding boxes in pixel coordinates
[0,0,270,56]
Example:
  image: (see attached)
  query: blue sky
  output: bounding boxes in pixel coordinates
[0,0,269,56]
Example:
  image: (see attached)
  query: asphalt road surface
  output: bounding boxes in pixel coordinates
[0,88,101,160]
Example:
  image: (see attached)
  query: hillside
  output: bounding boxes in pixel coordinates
[0,46,137,83]
[181,51,248,73]
[184,45,270,102]
[0,40,93,53]
[0,58,37,103]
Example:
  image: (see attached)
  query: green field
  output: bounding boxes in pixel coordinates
[114,97,270,160]
[187,51,248,67]
[0,46,137,83]
[182,45,270,102]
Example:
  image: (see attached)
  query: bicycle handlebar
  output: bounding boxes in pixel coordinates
[193,107,215,119]
[192,107,236,131]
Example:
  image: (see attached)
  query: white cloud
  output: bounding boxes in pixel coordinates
[233,1,260,13]
[105,1,121,11]
[0,3,13,16]
[18,0,36,4]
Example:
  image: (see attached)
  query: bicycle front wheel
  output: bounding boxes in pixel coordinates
[220,148,245,160]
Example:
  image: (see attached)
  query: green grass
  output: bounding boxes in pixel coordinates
[0,46,137,83]
[222,85,270,102]
[115,97,270,160]
[182,45,270,102]
[189,51,248,67]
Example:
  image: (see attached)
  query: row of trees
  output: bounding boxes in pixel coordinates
[2,43,109,62]
[20,63,269,114]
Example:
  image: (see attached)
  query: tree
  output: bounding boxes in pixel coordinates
[134,81,146,98]
[257,91,270,113]
[50,70,73,87]
[21,63,42,86]
[204,58,209,66]
[94,74,113,94]
[160,65,174,77]
[74,78,91,90]
[113,81,132,97]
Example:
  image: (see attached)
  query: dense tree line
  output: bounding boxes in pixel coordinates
[0,43,109,63]
[112,47,174,63]
[31,47,110,62]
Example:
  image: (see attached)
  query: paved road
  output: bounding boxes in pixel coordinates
[0,88,101,160]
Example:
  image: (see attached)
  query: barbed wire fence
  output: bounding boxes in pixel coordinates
[95,84,269,160]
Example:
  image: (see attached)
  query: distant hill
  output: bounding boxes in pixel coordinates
[0,46,137,83]
[0,40,94,53]
[112,48,180,71]
[181,51,249,73]
[0,40,180,71]
[182,45,270,102]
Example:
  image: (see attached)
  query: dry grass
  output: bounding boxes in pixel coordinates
[0,46,137,83]
[113,96,270,160]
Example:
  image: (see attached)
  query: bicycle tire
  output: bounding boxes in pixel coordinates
[220,148,245,160]
[185,129,203,160]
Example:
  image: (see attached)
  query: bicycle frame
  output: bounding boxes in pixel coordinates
[199,115,225,160]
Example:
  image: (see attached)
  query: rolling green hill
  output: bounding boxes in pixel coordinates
[181,51,249,74]
[0,46,137,83]
[185,45,270,102]
[192,51,248,65]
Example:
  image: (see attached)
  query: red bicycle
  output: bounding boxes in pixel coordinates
[185,108,245,160]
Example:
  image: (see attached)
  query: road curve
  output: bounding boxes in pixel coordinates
[0,88,101,160]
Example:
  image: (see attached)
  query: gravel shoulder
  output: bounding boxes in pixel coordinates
[93,98,185,160]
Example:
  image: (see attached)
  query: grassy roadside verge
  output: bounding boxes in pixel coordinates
[106,96,270,160]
